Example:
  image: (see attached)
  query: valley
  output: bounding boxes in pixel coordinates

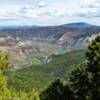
[7,49,85,92]
[0,0,100,99]
[0,22,99,92]
[0,22,99,68]
[0,22,100,99]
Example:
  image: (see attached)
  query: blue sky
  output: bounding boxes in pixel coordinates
[0,0,100,26]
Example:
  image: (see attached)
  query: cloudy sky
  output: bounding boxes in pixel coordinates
[0,0,100,26]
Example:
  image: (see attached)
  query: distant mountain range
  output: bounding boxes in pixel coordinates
[0,22,100,50]
[63,22,99,29]
[0,22,99,30]
[0,26,37,30]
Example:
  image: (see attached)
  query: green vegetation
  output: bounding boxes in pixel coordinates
[40,36,100,100]
[0,50,10,71]
[68,36,100,100]
[0,36,100,100]
[7,49,85,92]
[40,79,74,100]
[32,58,41,65]
[0,50,40,100]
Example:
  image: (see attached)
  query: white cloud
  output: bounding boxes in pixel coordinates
[37,1,46,7]
[0,0,99,26]
[77,0,100,19]
[80,0,96,4]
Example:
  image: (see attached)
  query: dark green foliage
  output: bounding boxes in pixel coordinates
[86,36,100,100]
[86,36,100,73]
[40,79,74,100]
[0,50,11,72]
[69,66,91,100]
[68,36,100,100]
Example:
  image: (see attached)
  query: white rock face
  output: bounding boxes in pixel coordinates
[0,37,6,42]
[87,33,100,43]
[0,36,40,68]
[17,41,25,47]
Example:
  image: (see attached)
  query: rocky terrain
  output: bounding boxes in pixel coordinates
[0,35,40,68]
[1,22,100,50]
[0,22,100,68]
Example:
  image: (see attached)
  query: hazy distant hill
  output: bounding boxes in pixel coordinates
[0,22,100,50]
[63,22,98,29]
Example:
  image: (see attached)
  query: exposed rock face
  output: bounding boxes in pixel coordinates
[1,23,100,50]
[0,22,100,68]
[0,35,40,68]
[0,36,17,46]
[57,30,100,50]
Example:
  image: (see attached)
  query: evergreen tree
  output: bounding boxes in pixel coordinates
[0,50,40,100]
[86,36,100,100]
[0,50,11,72]
[40,79,74,100]
[68,36,100,100]
[68,65,91,100]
